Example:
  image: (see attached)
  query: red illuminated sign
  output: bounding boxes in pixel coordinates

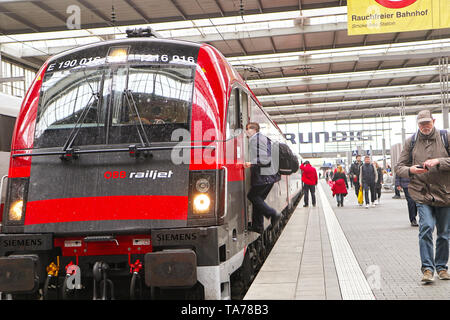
[374,0,418,8]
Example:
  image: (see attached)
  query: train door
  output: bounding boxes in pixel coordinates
[239,90,251,229]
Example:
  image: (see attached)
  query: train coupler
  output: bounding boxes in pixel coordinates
[92,261,115,300]
[43,260,60,299]
[129,259,143,300]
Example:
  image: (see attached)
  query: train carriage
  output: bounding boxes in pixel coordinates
[0,33,302,300]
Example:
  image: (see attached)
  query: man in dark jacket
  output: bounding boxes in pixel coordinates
[300,161,318,207]
[359,155,378,208]
[349,155,363,200]
[395,176,418,226]
[244,122,281,234]
[395,110,450,283]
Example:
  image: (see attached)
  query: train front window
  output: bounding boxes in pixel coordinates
[34,68,105,149]
[108,65,193,145]
[34,64,194,149]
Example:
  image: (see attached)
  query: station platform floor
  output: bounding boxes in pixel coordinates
[244,180,450,300]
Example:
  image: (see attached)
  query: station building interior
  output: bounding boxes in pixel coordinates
[0,0,449,301]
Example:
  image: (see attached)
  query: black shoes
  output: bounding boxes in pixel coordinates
[411,220,419,227]
[303,204,308,207]
[271,212,282,226]
[248,225,263,234]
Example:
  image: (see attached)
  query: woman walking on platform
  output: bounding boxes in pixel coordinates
[331,165,348,207]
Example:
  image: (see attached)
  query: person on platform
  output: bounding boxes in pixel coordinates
[244,122,282,234]
[392,171,402,199]
[395,176,418,227]
[395,109,450,283]
[373,161,383,205]
[350,155,363,204]
[331,165,348,207]
[300,160,318,207]
[359,155,378,208]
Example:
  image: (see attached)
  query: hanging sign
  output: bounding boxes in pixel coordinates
[347,0,450,35]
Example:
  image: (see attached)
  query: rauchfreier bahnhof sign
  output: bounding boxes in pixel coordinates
[347,0,450,35]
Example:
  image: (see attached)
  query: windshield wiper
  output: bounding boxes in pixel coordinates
[123,89,151,147]
[60,92,100,155]
[12,144,216,159]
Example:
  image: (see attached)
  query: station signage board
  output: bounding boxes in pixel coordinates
[347,0,450,35]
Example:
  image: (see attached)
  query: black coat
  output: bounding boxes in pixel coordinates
[249,132,281,186]
[350,161,362,178]
[375,167,383,186]
[359,163,377,185]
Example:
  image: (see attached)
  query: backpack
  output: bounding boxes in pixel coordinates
[409,129,449,164]
[274,141,299,175]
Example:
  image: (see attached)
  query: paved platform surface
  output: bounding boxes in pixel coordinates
[244,180,450,300]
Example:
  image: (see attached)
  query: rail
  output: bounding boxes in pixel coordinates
[0,175,7,203]
[219,166,228,220]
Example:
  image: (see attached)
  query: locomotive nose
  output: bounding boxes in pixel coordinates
[17,149,191,234]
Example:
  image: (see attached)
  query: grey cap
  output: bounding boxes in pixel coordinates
[417,110,433,124]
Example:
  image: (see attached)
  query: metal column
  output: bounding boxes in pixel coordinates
[439,57,449,129]
[399,96,406,146]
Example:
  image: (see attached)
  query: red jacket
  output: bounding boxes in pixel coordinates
[300,163,318,186]
[331,179,348,196]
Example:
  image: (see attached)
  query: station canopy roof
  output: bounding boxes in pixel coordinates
[0,0,449,123]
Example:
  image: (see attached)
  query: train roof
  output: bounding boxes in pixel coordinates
[48,37,203,63]
[0,92,22,117]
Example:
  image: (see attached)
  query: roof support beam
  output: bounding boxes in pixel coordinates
[257,82,443,103]
[271,104,442,123]
[0,4,41,32]
[264,94,442,115]
[0,9,350,57]
[169,0,188,20]
[122,0,152,23]
[247,66,440,89]
[31,1,67,23]
[228,39,450,71]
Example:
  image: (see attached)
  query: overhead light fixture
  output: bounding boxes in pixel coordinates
[106,46,130,63]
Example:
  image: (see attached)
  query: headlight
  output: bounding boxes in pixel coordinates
[9,200,23,221]
[3,177,29,226]
[195,178,210,193]
[193,194,211,213]
[188,171,217,221]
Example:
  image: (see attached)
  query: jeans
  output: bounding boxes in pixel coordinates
[375,184,381,200]
[303,184,316,206]
[247,183,277,230]
[416,203,450,273]
[336,193,344,204]
[403,187,417,223]
[362,182,375,204]
[353,181,360,197]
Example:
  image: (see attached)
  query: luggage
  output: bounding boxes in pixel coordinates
[357,186,364,205]
[275,141,299,175]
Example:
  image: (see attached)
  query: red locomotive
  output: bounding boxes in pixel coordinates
[0,30,302,300]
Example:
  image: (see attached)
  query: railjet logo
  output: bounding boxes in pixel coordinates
[104,170,174,180]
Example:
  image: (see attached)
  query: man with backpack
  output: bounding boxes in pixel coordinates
[395,110,450,283]
[359,155,378,208]
[244,122,282,234]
